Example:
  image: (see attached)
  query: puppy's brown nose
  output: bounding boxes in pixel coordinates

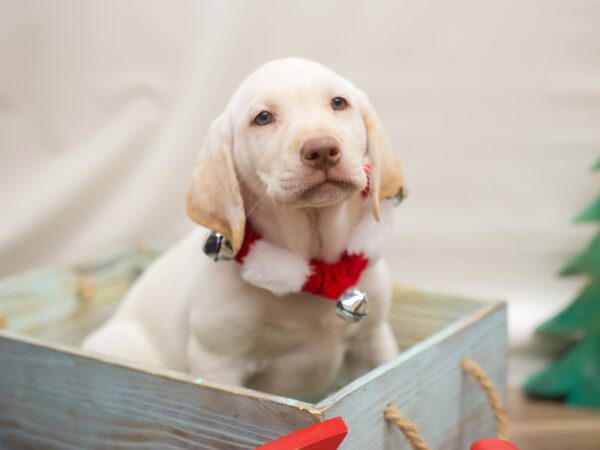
[300,137,341,170]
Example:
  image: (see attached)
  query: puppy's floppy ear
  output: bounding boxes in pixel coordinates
[187,113,245,254]
[356,89,405,220]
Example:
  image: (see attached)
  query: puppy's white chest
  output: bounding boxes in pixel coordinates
[187,247,392,398]
[241,298,357,398]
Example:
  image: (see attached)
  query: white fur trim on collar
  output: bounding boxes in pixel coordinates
[240,239,312,296]
[239,200,394,296]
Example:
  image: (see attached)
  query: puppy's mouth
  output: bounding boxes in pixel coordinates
[299,179,356,203]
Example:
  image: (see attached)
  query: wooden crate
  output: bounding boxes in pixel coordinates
[0,246,507,449]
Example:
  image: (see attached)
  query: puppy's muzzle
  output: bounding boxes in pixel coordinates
[300,136,341,170]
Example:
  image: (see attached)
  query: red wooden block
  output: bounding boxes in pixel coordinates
[256,417,348,450]
[471,438,519,450]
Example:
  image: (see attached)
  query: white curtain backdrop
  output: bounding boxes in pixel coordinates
[1,1,599,377]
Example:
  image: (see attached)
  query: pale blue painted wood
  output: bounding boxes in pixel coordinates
[0,270,79,331]
[0,246,160,344]
[0,331,321,449]
[321,302,507,450]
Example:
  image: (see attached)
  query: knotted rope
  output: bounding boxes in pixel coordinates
[383,357,508,450]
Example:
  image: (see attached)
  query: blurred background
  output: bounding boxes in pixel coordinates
[1,1,599,446]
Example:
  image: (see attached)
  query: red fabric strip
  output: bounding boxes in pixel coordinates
[302,252,369,300]
[234,224,369,300]
[233,224,261,263]
[235,182,371,301]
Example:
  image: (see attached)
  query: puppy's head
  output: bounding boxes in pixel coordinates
[187,58,404,253]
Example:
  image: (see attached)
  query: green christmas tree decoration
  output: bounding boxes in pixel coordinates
[524,335,600,406]
[559,233,600,278]
[575,194,600,223]
[524,158,600,407]
[535,280,600,338]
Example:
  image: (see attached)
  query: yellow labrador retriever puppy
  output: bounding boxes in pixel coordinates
[83,58,405,400]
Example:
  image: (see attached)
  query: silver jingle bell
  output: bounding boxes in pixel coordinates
[203,231,234,262]
[335,287,368,323]
[390,186,407,207]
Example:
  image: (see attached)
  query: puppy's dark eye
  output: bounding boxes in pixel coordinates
[331,97,348,111]
[254,111,273,126]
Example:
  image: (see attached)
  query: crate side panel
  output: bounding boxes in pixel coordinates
[322,287,488,396]
[323,304,507,450]
[0,336,319,450]
[0,247,160,345]
[390,286,486,350]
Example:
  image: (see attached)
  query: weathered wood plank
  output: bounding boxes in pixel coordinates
[0,332,321,449]
[318,302,507,450]
[0,246,159,345]
[388,286,485,350]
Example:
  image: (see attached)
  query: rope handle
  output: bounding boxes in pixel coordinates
[384,357,508,450]
[461,358,509,440]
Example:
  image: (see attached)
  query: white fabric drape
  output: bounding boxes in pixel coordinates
[1,1,599,358]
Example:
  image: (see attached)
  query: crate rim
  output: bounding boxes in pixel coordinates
[0,291,506,418]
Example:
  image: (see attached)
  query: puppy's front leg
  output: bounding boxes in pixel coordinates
[82,319,167,369]
[186,335,250,386]
[344,322,398,379]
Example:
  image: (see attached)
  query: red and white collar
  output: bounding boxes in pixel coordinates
[232,198,394,300]
[201,162,398,316]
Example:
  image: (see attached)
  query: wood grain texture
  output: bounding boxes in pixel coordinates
[256,417,348,450]
[0,247,508,449]
[0,246,160,345]
[0,332,321,449]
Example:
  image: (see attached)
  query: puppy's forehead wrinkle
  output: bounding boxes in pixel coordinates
[245,95,279,117]
[230,61,351,113]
